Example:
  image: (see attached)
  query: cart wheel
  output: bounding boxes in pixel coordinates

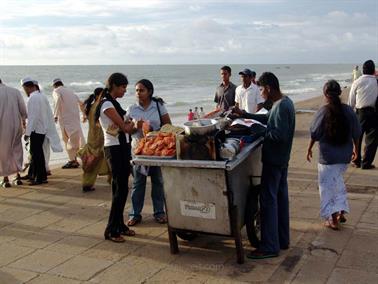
[245,185,261,248]
[177,232,198,241]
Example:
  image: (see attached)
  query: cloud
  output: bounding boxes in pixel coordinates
[0,1,377,64]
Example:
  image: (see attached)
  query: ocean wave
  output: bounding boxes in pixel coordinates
[167,99,212,107]
[310,72,351,81]
[69,81,103,87]
[282,87,318,95]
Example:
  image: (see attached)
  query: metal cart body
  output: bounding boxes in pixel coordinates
[133,138,263,263]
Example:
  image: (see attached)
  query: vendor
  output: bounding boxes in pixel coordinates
[127,79,171,226]
[214,66,237,111]
[233,72,295,259]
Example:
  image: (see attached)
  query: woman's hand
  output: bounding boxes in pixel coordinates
[123,121,135,134]
[306,149,312,162]
[351,147,358,162]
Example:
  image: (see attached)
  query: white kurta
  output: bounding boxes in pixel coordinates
[235,83,264,114]
[53,86,84,138]
[0,83,27,176]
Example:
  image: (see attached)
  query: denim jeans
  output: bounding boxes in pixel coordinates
[259,163,290,254]
[129,166,165,219]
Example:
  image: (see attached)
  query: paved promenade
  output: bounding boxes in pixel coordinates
[1,90,377,283]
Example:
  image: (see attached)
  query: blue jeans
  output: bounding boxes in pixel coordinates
[259,163,290,254]
[129,166,165,219]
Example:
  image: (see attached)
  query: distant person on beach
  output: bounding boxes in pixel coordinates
[199,107,205,118]
[352,65,362,82]
[194,106,199,120]
[187,109,194,121]
[96,73,135,243]
[233,72,295,259]
[127,79,171,227]
[235,68,264,113]
[348,59,378,169]
[0,79,27,188]
[21,78,62,185]
[307,80,361,230]
[52,78,85,169]
[77,87,110,192]
[214,66,237,111]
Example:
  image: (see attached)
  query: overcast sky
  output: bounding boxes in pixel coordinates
[0,0,377,65]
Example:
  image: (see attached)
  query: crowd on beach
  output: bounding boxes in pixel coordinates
[0,59,377,259]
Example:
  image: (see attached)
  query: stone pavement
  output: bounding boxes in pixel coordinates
[1,92,377,283]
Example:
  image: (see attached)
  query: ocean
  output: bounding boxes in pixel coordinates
[0,64,355,166]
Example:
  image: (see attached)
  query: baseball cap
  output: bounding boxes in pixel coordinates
[238,68,253,76]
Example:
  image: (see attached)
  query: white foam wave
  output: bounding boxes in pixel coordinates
[283,87,317,95]
[69,81,103,87]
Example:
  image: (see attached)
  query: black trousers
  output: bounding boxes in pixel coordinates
[104,141,131,237]
[29,132,47,182]
[356,108,378,167]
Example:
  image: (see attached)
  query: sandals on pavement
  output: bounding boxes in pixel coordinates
[324,220,339,230]
[127,217,142,226]
[121,229,136,236]
[62,160,80,169]
[155,215,168,224]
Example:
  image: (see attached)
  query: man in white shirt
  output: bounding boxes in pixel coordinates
[235,68,264,113]
[52,78,85,169]
[21,78,49,185]
[348,60,378,169]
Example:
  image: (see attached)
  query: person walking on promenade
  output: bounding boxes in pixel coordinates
[235,68,264,114]
[52,78,85,169]
[233,72,295,259]
[96,73,135,243]
[214,66,237,111]
[348,59,378,169]
[0,78,27,188]
[127,79,171,226]
[307,80,361,230]
[78,87,110,193]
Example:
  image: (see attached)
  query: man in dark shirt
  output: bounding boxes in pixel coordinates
[214,66,237,111]
[234,72,296,259]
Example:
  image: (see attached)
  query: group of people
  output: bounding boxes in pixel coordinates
[0,60,376,257]
[187,106,205,121]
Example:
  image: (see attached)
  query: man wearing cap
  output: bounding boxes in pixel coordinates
[0,78,28,187]
[21,78,50,185]
[235,68,264,113]
[52,78,85,169]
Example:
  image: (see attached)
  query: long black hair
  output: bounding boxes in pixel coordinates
[322,80,349,145]
[95,73,129,121]
[136,79,165,104]
[84,87,103,116]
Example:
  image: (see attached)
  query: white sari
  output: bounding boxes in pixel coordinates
[318,163,349,220]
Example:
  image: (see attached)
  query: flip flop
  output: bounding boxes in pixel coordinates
[121,229,136,236]
[127,217,142,226]
[324,220,339,230]
[155,215,167,224]
[338,214,347,224]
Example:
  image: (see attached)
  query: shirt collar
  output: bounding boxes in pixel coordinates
[30,90,40,97]
[136,100,155,111]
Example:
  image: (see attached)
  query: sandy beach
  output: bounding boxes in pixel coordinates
[0,89,377,283]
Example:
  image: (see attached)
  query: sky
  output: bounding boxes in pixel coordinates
[0,0,377,65]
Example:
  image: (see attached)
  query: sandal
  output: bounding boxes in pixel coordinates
[127,217,142,227]
[104,232,125,243]
[155,215,168,224]
[121,229,136,236]
[324,220,339,230]
[338,214,347,224]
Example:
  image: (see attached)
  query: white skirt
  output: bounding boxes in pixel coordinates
[318,163,349,220]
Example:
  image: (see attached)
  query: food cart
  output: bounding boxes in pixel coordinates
[133,137,263,264]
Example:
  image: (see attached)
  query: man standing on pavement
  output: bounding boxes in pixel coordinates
[0,78,28,187]
[214,66,237,111]
[21,78,49,185]
[52,78,85,169]
[233,72,296,259]
[348,60,378,169]
[235,68,264,114]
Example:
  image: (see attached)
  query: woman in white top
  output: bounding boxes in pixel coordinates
[96,73,135,243]
[126,79,171,226]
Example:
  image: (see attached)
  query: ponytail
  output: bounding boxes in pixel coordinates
[322,80,349,145]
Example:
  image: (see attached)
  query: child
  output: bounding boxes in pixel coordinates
[187,109,194,121]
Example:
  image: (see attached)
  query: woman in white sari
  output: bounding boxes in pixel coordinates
[307,80,361,230]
